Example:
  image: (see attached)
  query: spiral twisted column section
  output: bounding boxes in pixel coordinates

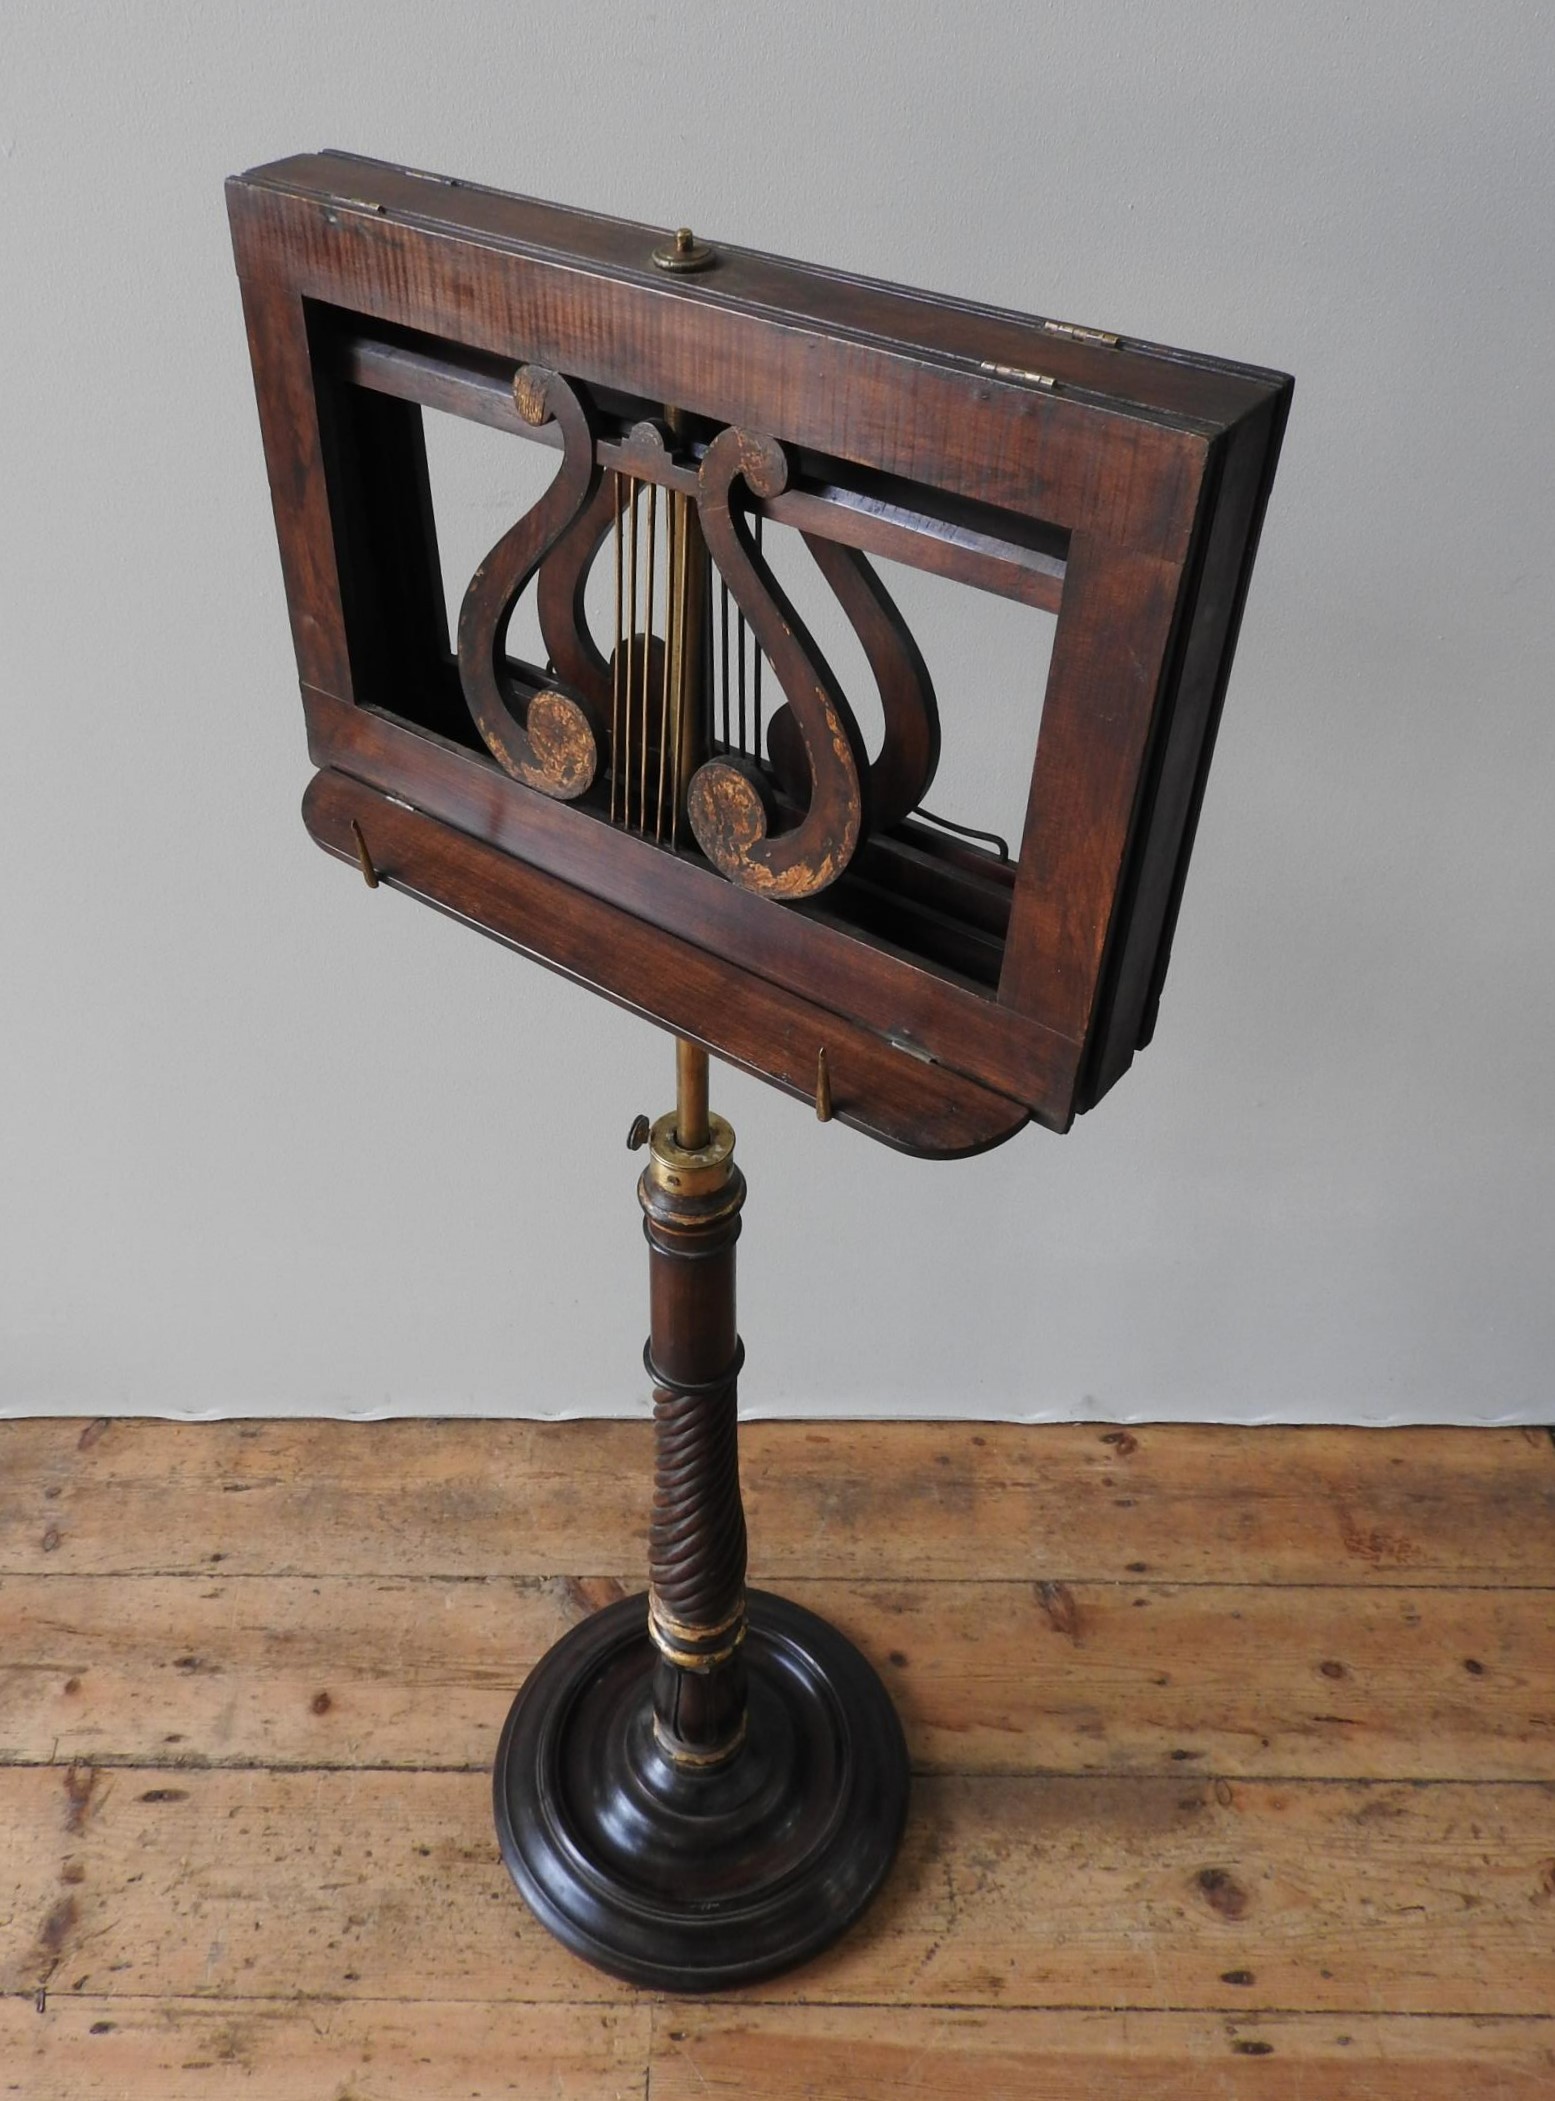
[638,1094,750,1767]
[649,1360,747,1634]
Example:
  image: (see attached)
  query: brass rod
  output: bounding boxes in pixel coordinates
[719,574,730,751]
[641,482,657,834]
[684,516,709,846]
[670,496,691,846]
[673,517,692,851]
[611,474,625,825]
[657,492,677,844]
[657,403,706,855]
[676,1038,710,1151]
[752,511,763,756]
[625,477,640,830]
[736,592,747,753]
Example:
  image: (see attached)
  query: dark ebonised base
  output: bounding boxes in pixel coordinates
[492,1587,910,1992]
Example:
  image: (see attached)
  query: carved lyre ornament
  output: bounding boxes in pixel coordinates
[686,428,866,899]
[781,533,940,831]
[457,366,604,801]
[455,369,941,903]
[536,473,617,722]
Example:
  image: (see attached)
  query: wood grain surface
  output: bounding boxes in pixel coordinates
[3,1417,1552,2097]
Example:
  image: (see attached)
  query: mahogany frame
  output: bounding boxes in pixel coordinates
[229,150,1291,1157]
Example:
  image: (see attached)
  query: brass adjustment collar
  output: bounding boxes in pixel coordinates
[641,1110,736,1202]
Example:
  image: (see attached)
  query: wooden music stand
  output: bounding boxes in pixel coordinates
[229,151,1291,1991]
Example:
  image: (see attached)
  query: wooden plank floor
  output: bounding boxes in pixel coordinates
[2,1418,1553,2097]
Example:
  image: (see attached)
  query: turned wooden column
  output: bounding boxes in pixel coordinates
[493,1036,907,1991]
[639,1041,749,1765]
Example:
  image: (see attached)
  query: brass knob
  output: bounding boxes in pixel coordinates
[653,225,715,273]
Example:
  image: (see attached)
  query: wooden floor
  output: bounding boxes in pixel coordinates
[2,1418,1553,2098]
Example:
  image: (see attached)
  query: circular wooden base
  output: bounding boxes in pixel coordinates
[493,1588,909,1991]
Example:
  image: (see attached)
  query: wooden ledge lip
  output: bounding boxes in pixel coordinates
[301,769,1030,1161]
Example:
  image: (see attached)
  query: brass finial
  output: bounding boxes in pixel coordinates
[815,1048,833,1123]
[653,225,716,273]
[349,818,379,889]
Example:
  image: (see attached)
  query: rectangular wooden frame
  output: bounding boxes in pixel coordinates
[229,151,1291,1157]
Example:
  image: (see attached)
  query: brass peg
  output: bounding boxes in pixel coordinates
[627,1113,652,1151]
[814,1048,833,1123]
[350,818,380,889]
[653,225,716,273]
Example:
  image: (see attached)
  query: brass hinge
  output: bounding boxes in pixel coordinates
[979,361,1056,389]
[883,1028,937,1066]
[1042,318,1120,347]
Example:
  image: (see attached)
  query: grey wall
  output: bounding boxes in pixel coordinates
[4,1,1552,1423]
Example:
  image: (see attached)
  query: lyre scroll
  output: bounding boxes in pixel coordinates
[770,535,941,831]
[457,366,604,800]
[686,430,869,900]
[536,474,617,723]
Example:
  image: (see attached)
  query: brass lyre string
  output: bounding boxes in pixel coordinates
[657,491,677,844]
[752,510,764,758]
[719,577,731,752]
[666,397,699,854]
[611,473,625,825]
[669,495,689,851]
[736,583,747,756]
[609,420,709,842]
[625,475,640,830]
[640,482,657,835]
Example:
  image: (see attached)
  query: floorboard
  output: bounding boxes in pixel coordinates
[4,1418,1551,1583]
[3,2002,1552,2101]
[2,1572,1551,1779]
[1,1417,1551,2096]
